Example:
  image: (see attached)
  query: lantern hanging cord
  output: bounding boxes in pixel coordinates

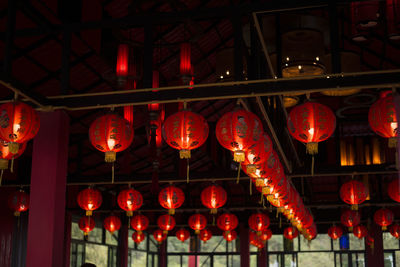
[14,92,18,101]
[311,156,315,176]
[112,163,115,184]
[236,163,241,184]
[186,159,190,183]
[0,170,3,186]
[249,178,252,195]
[10,157,14,173]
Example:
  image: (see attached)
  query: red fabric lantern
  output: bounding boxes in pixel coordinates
[243,133,273,174]
[180,43,192,80]
[132,231,146,244]
[260,229,272,242]
[0,102,40,154]
[79,216,95,236]
[328,225,343,240]
[248,213,270,234]
[116,44,129,78]
[217,213,238,234]
[223,230,237,242]
[131,214,149,234]
[104,216,121,234]
[153,229,167,244]
[389,224,400,239]
[287,102,336,154]
[77,188,102,216]
[8,190,29,217]
[369,91,398,147]
[157,214,176,233]
[341,209,361,231]
[374,208,394,230]
[201,185,227,214]
[284,226,299,240]
[216,109,263,162]
[0,141,26,184]
[162,110,209,159]
[176,228,190,242]
[89,114,134,163]
[249,231,265,249]
[117,188,143,217]
[188,214,207,234]
[199,229,212,243]
[339,180,368,210]
[388,179,400,202]
[158,186,185,215]
[353,225,368,239]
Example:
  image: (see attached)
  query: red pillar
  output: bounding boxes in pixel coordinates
[258,247,267,267]
[26,111,69,267]
[118,224,128,267]
[159,241,167,267]
[365,224,384,267]
[240,224,250,267]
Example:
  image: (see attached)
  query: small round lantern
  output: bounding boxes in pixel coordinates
[199,229,212,243]
[248,213,270,235]
[131,214,149,234]
[260,229,272,242]
[339,180,368,210]
[217,213,238,235]
[341,209,361,231]
[200,185,227,214]
[328,225,343,240]
[353,225,368,239]
[158,186,185,215]
[153,229,167,244]
[79,216,95,236]
[132,231,146,244]
[176,228,190,242]
[117,188,143,217]
[77,188,103,216]
[8,189,29,217]
[388,179,400,203]
[188,214,207,234]
[0,141,26,183]
[389,224,400,239]
[284,226,299,240]
[104,216,121,234]
[157,214,176,234]
[223,230,237,242]
[374,208,394,231]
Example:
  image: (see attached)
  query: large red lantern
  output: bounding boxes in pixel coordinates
[180,43,192,82]
[77,188,103,216]
[389,224,400,239]
[104,216,121,234]
[260,229,272,242]
[328,225,343,240]
[284,226,299,240]
[0,102,40,154]
[374,208,394,230]
[199,229,212,243]
[353,225,368,239]
[217,213,238,234]
[117,188,143,217]
[157,214,176,233]
[248,213,270,235]
[162,110,209,159]
[287,102,336,155]
[79,216,95,236]
[158,185,185,215]
[388,179,400,203]
[201,185,227,214]
[341,209,360,231]
[188,214,207,234]
[339,180,368,210]
[0,141,26,184]
[8,189,29,217]
[243,133,273,174]
[176,228,190,242]
[223,230,237,242]
[132,231,146,244]
[368,91,398,148]
[153,229,167,244]
[131,214,149,234]
[216,109,263,162]
[116,44,129,78]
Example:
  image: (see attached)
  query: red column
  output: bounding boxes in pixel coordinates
[258,247,267,267]
[365,224,384,267]
[159,241,167,267]
[0,187,16,267]
[26,111,69,267]
[240,224,250,267]
[118,224,128,267]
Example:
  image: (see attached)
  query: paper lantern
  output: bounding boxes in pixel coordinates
[328,225,343,240]
[341,209,360,231]
[223,230,237,242]
[153,229,167,244]
[176,228,190,242]
[260,229,272,242]
[249,231,265,249]
[8,189,29,217]
[158,186,185,215]
[116,44,129,78]
[0,141,26,184]
[389,224,400,239]
[79,216,95,236]
[353,225,367,239]
[201,185,227,214]
[248,213,270,235]
[117,188,143,217]
[374,208,394,230]
[388,179,400,203]
[132,231,146,244]
[104,216,121,234]
[199,229,212,243]
[284,226,299,240]
[157,214,176,234]
[77,188,102,216]
[217,213,238,234]
[131,214,149,234]
[188,214,207,234]
[339,180,368,210]
[243,133,273,174]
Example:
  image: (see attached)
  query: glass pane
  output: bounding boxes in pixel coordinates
[71,222,84,240]
[352,253,365,267]
[227,240,238,252]
[229,255,240,267]
[200,236,226,252]
[333,239,340,251]
[167,255,181,267]
[250,244,258,252]
[349,234,365,250]
[300,234,331,251]
[148,253,153,267]
[384,252,394,267]
[298,252,334,267]
[85,243,108,267]
[342,253,349,267]
[154,254,159,267]
[250,254,257,267]
[106,230,118,246]
[269,254,279,267]
[182,255,188,267]
[77,243,84,267]
[167,236,189,252]
[268,235,284,252]
[149,235,158,252]
[199,255,210,267]
[395,251,400,267]
[130,251,147,266]
[384,232,400,250]
[214,255,227,267]
[88,227,103,243]
[285,254,296,267]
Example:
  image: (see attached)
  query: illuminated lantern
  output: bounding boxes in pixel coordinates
[284,226,299,240]
[216,109,263,162]
[260,229,272,242]
[201,185,227,214]
[117,188,143,217]
[374,208,394,230]
[153,229,167,244]
[77,188,103,216]
[104,216,121,234]
[388,179,400,202]
[8,189,29,217]
[249,231,264,249]
[339,180,368,210]
[162,110,209,159]
[116,44,129,79]
[223,230,237,242]
[341,209,360,231]
[157,214,176,233]
[353,225,367,239]
[243,133,273,174]
[0,102,40,154]
[217,213,239,235]
[180,43,192,83]
[389,224,400,239]
[79,216,95,236]
[287,102,336,155]
[0,141,26,184]
[248,213,270,235]
[132,231,146,244]
[368,91,398,148]
[158,186,185,215]
[328,225,343,240]
[131,214,149,234]
[199,229,212,243]
[188,214,207,234]
[176,228,190,242]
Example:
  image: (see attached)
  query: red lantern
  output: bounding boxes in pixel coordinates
[328,225,343,240]
[131,214,149,234]
[287,102,336,154]
[248,213,270,234]
[77,188,103,216]
[104,216,121,234]
[116,44,129,78]
[388,179,400,203]
[89,114,134,163]
[117,188,143,217]
[223,230,237,242]
[369,91,398,148]
[366,233,374,249]
[260,229,272,242]
[201,185,227,214]
[216,109,263,162]
[79,216,95,236]
[188,214,207,234]
[180,43,192,80]
[153,229,167,244]
[132,231,146,244]
[157,214,176,233]
[0,141,26,184]
[284,226,299,240]
[0,102,40,154]
[389,224,400,239]
[339,180,368,210]
[249,231,265,249]
[353,225,367,239]
[8,189,29,217]
[162,110,209,159]
[199,229,212,243]
[158,186,185,215]
[176,228,190,242]
[374,208,394,230]
[243,133,273,174]
[217,213,238,234]
[341,209,361,231]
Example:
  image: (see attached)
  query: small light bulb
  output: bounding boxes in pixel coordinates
[316,56,320,61]
[226,70,230,75]
[286,57,290,61]
[220,75,224,79]
[298,65,302,70]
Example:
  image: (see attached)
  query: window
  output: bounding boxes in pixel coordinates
[298,252,334,267]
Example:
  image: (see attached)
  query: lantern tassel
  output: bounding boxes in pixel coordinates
[186,159,190,183]
[169,209,175,215]
[111,163,115,184]
[279,215,282,228]
[306,142,318,155]
[236,163,241,184]
[212,216,215,226]
[389,137,397,148]
[249,178,252,195]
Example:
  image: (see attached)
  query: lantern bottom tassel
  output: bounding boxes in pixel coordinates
[105,151,116,163]
[195,230,200,235]
[210,208,217,214]
[86,210,93,216]
[246,164,256,174]
[306,142,318,155]
[351,204,358,211]
[233,150,245,162]
[169,209,175,215]
[180,149,191,159]
[8,142,19,155]
[389,137,397,148]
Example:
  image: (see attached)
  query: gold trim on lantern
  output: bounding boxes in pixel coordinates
[14,211,20,217]
[105,151,116,163]
[266,195,273,202]
[351,204,358,211]
[389,137,397,148]
[0,159,8,170]
[349,227,353,232]
[283,96,300,108]
[138,231,142,235]
[382,226,387,231]
[195,230,200,235]
[169,209,175,215]
[84,232,89,236]
[8,142,19,154]
[210,208,218,214]
[306,142,318,155]
[163,230,168,234]
[246,164,256,174]
[180,149,191,159]
[127,211,133,217]
[233,150,245,162]
[86,210,93,216]
[262,187,271,195]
